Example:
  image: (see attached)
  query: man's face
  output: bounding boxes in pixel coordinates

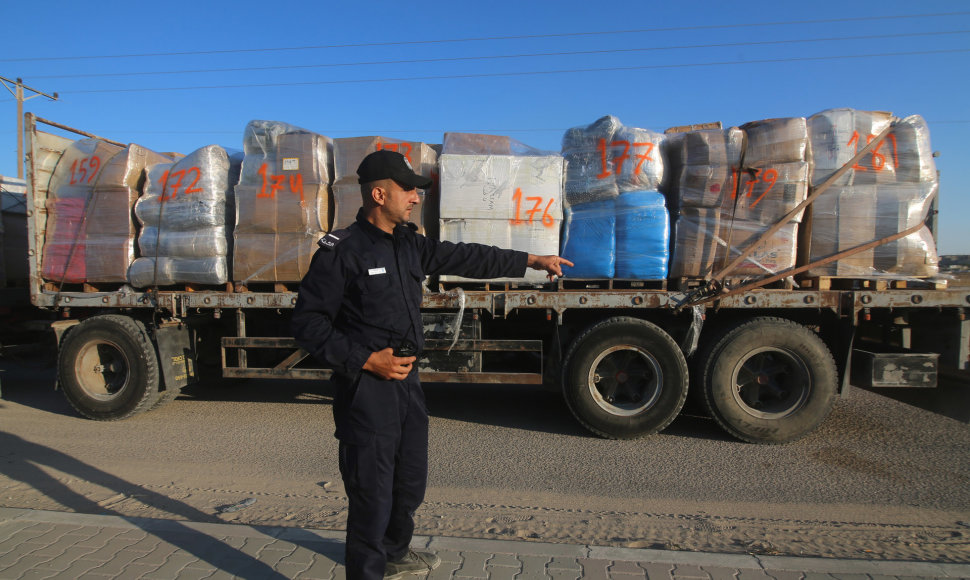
[382,179,421,225]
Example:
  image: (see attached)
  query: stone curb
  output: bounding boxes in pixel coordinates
[3,507,970,578]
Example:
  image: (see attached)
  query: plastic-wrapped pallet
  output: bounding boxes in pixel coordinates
[88,145,174,282]
[130,145,231,286]
[806,109,939,277]
[438,148,564,283]
[615,191,669,279]
[234,120,333,283]
[664,128,743,278]
[711,117,810,278]
[41,138,125,283]
[332,136,438,234]
[561,116,665,206]
[561,199,616,278]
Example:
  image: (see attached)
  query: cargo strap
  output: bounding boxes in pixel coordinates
[678,221,927,309]
[711,119,899,282]
[675,117,936,310]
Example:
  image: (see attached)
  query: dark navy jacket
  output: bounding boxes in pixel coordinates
[292,210,528,379]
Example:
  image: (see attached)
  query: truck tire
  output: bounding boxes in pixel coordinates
[698,317,837,444]
[562,317,688,439]
[57,315,160,421]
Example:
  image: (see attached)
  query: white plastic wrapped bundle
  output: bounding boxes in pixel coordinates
[806,109,939,277]
[138,226,229,258]
[128,257,228,287]
[129,145,230,286]
[890,115,937,183]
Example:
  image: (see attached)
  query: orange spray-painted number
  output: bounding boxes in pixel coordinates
[510,188,556,228]
[258,163,304,201]
[729,167,778,209]
[597,140,656,179]
[158,167,203,201]
[847,131,900,172]
[377,141,413,164]
[69,156,101,185]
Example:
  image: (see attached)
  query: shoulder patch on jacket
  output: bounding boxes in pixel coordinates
[318,229,351,250]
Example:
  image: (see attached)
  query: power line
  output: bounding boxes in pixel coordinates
[3,11,968,63]
[58,48,970,95]
[27,29,970,80]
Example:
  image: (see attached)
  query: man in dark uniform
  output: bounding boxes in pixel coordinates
[292,150,572,580]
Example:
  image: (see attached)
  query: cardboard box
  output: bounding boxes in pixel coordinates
[333,181,435,235]
[741,117,809,164]
[276,132,333,184]
[724,161,809,225]
[333,137,437,184]
[715,220,798,278]
[806,185,877,276]
[233,231,322,283]
[438,154,563,221]
[669,207,720,278]
[438,217,561,283]
[443,133,511,155]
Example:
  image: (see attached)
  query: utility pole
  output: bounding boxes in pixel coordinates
[0,75,58,179]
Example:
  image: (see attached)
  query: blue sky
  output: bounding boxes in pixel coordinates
[2,1,968,253]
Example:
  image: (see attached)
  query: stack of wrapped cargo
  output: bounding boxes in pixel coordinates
[720,118,810,278]
[93,145,175,282]
[438,133,563,283]
[666,128,744,278]
[560,116,669,279]
[332,136,438,234]
[129,145,232,287]
[233,120,333,284]
[806,108,939,277]
[41,138,125,283]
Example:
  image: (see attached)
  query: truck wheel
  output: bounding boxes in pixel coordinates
[562,317,688,439]
[58,315,160,421]
[698,317,837,444]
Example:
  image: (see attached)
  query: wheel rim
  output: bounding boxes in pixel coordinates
[587,345,663,416]
[730,346,810,419]
[74,340,131,401]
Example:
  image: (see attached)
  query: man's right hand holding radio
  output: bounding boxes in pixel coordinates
[363,348,417,381]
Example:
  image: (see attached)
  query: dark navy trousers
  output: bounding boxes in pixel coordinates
[334,370,429,580]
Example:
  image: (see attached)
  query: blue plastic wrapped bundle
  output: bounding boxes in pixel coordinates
[560,199,615,278]
[615,191,669,279]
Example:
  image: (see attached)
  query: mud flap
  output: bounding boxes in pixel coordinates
[155,322,198,388]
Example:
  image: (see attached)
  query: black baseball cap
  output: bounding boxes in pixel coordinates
[357,149,433,190]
